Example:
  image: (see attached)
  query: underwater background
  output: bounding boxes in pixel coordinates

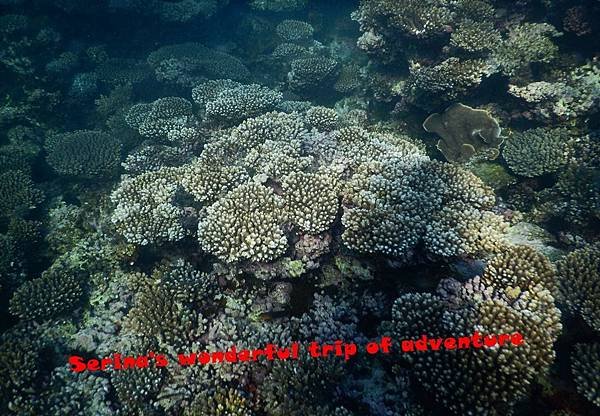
[0,0,599,415]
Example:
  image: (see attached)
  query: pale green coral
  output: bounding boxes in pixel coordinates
[9,270,83,321]
[0,170,43,217]
[276,20,314,42]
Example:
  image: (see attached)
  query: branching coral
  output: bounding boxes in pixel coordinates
[130,97,197,141]
[288,56,339,92]
[184,387,254,416]
[124,274,207,351]
[571,343,600,408]
[260,356,344,416]
[113,107,507,265]
[197,182,288,263]
[276,20,314,43]
[490,23,561,76]
[9,269,83,321]
[0,170,43,217]
[305,106,339,132]
[502,127,571,177]
[147,43,250,86]
[45,130,122,178]
[282,171,339,234]
[557,244,600,332]
[450,20,501,53]
[250,0,306,12]
[401,59,490,110]
[509,62,600,121]
[392,245,561,415]
[110,167,185,245]
[200,83,283,125]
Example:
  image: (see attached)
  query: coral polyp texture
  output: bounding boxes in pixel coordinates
[0,0,599,415]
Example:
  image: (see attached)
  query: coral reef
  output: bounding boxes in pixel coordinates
[197,182,288,263]
[0,1,598,415]
[276,20,314,43]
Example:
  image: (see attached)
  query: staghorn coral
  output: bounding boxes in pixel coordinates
[276,20,314,43]
[0,324,46,414]
[272,43,309,60]
[392,246,561,415]
[9,269,83,321]
[122,144,189,175]
[352,0,454,43]
[0,144,36,175]
[334,64,363,94]
[109,0,226,23]
[147,43,250,86]
[502,127,571,177]
[95,58,151,87]
[557,244,600,332]
[450,20,501,53]
[260,355,345,416]
[250,0,306,12]
[41,366,112,416]
[571,343,600,407]
[197,182,288,263]
[111,362,166,415]
[400,59,491,110]
[124,274,207,351]
[509,62,600,121]
[423,103,503,162]
[179,156,249,205]
[45,130,122,178]
[112,110,507,265]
